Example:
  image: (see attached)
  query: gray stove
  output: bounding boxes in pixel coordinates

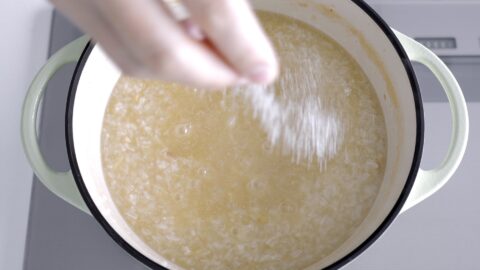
[23,2,480,269]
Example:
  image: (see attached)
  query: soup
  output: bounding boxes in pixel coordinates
[102,11,387,270]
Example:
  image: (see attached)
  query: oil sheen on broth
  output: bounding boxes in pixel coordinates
[102,11,387,270]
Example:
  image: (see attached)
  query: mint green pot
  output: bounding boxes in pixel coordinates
[21,1,469,269]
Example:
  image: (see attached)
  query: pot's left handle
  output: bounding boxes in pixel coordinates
[21,36,91,214]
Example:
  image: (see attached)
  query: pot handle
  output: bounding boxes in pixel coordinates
[393,30,469,213]
[21,36,91,214]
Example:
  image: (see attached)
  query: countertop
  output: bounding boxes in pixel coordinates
[0,1,51,269]
[2,1,479,270]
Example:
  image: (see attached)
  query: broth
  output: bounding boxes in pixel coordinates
[102,11,387,270]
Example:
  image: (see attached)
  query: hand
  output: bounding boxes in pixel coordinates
[50,0,279,89]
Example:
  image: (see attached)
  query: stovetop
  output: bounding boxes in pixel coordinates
[23,3,480,269]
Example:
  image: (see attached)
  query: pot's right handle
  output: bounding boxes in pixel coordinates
[393,30,469,213]
[21,36,90,214]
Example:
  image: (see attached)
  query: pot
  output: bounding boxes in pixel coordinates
[22,0,469,269]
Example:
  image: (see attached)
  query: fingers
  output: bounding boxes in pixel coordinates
[180,19,206,41]
[51,0,279,88]
[183,0,279,84]
[92,0,240,89]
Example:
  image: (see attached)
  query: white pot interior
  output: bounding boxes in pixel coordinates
[71,0,419,268]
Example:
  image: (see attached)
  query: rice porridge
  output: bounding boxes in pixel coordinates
[101,11,387,270]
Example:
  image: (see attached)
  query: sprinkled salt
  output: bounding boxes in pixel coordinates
[233,83,343,166]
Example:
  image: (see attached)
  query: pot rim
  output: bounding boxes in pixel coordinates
[65,1,424,269]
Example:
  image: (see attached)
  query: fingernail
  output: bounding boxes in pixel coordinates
[246,65,274,84]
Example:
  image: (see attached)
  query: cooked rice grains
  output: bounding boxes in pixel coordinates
[101,11,387,270]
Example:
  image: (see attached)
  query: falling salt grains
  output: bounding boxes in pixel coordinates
[232,84,343,166]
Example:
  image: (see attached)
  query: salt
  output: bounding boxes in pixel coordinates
[101,11,388,270]
[233,84,343,166]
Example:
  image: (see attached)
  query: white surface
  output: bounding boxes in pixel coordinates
[0,0,52,269]
[1,0,478,269]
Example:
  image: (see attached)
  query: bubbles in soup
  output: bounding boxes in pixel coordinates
[102,11,387,270]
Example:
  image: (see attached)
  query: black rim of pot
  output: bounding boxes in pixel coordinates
[65,1,424,269]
